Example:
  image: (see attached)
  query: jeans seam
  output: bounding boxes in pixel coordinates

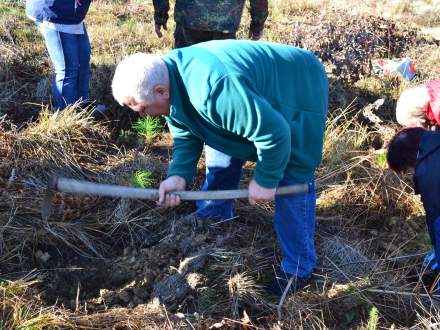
[53,29,68,107]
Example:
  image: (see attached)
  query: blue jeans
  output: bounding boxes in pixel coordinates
[197,148,317,278]
[432,217,440,293]
[37,23,91,110]
[196,148,244,220]
[274,177,316,278]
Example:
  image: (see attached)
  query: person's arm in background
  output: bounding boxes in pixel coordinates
[153,0,169,37]
[249,0,268,40]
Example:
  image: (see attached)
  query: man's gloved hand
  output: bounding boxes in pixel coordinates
[157,175,186,207]
[155,22,167,38]
[248,179,276,205]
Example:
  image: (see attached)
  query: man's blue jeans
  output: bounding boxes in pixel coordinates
[197,147,317,278]
[37,23,91,110]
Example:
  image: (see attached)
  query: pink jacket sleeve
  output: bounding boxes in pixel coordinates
[425,78,440,126]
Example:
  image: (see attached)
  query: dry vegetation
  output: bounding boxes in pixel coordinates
[1,0,440,329]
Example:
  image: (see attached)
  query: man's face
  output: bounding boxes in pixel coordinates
[125,86,170,117]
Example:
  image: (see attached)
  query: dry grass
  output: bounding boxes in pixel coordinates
[268,0,440,27]
[0,0,439,329]
[0,275,172,329]
[14,104,112,172]
[0,277,71,329]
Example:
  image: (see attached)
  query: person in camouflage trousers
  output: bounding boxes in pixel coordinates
[153,0,268,48]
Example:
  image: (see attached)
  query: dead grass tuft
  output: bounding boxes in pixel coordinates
[0,276,72,329]
[14,104,112,172]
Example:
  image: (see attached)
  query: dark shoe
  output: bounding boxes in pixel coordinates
[77,101,108,119]
[91,104,109,120]
[267,270,307,297]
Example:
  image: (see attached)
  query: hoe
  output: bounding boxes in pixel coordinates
[41,176,309,220]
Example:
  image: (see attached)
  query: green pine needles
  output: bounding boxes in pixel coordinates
[132,116,164,143]
[129,170,154,188]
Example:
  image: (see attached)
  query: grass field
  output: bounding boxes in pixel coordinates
[1,0,440,329]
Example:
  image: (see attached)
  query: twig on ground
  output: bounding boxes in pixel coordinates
[277,276,294,322]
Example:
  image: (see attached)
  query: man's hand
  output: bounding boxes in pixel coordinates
[155,23,167,38]
[248,179,276,205]
[157,176,186,207]
[249,30,263,41]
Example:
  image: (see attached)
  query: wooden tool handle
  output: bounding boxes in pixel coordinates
[51,177,309,201]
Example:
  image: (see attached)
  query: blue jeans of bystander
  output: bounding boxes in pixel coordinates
[37,23,91,110]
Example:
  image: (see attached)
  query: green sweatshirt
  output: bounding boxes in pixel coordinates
[162,40,328,188]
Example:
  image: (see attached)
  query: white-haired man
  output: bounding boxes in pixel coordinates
[112,40,328,296]
[396,78,440,129]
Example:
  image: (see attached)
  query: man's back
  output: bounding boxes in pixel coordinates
[165,40,327,118]
[163,40,329,186]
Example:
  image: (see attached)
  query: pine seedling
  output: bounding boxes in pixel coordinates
[132,116,163,143]
[129,170,154,188]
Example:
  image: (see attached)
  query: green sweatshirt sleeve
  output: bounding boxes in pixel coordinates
[166,117,203,184]
[207,74,291,188]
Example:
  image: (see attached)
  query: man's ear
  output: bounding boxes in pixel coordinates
[154,84,170,99]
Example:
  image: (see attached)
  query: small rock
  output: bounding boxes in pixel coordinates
[389,217,399,226]
[178,252,207,273]
[87,304,96,312]
[152,273,190,305]
[35,250,51,263]
[132,296,144,305]
[369,229,378,236]
[118,290,132,304]
[186,273,206,290]
[195,234,206,243]
[133,287,149,299]
[40,252,51,263]
[215,235,226,246]
[146,297,162,313]
[97,288,115,304]
[35,250,43,258]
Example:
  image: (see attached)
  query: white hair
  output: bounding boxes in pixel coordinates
[396,85,431,127]
[112,53,168,106]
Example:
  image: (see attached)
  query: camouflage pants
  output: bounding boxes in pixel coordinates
[174,23,236,48]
